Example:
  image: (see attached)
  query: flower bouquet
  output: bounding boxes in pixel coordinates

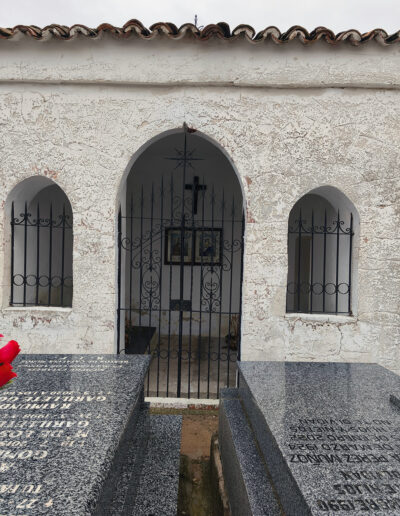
[0,336,20,390]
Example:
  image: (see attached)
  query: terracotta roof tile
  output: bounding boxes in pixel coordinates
[0,20,398,46]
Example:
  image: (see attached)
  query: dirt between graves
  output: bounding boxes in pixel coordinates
[150,408,227,516]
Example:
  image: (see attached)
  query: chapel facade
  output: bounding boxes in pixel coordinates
[0,21,399,397]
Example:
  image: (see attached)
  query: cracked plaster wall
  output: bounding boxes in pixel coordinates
[0,39,398,374]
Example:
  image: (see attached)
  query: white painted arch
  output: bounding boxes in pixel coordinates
[115,125,246,353]
[116,125,246,214]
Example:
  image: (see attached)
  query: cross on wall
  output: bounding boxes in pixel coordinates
[185,176,207,215]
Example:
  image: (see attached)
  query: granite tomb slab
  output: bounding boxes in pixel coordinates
[0,354,150,516]
[220,361,400,515]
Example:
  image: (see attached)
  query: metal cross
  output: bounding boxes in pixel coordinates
[185,176,206,215]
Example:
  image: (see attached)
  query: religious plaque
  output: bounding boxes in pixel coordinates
[194,228,222,265]
[164,228,193,265]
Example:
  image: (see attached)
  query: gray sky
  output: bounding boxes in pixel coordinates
[1,0,399,34]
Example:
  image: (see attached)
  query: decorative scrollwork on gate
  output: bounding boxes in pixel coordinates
[200,266,221,313]
[200,237,244,312]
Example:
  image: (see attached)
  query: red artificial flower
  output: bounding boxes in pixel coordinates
[0,363,17,387]
[0,338,20,389]
[0,340,20,364]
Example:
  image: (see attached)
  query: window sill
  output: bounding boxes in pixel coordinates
[3,306,72,314]
[284,313,356,324]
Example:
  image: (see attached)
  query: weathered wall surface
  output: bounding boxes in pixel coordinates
[0,37,399,374]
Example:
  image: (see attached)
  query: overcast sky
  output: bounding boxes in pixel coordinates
[1,0,399,34]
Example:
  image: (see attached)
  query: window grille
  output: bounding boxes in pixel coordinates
[10,201,73,307]
[286,209,354,315]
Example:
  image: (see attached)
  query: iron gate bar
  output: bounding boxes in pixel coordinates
[227,196,235,388]
[335,210,340,314]
[139,188,144,328]
[238,211,245,357]
[117,209,122,353]
[147,183,155,395]
[206,185,215,398]
[296,208,302,312]
[48,204,53,306]
[61,204,66,307]
[23,202,28,306]
[235,211,245,389]
[35,204,40,305]
[186,172,196,398]
[129,195,133,344]
[310,210,314,313]
[348,214,353,314]
[167,174,174,397]
[156,178,165,397]
[10,202,15,304]
[216,190,225,398]
[177,130,188,398]
[323,209,327,313]
[198,178,206,398]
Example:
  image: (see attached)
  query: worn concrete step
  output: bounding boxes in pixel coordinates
[219,396,281,516]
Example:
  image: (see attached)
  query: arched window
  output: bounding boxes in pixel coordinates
[7,177,73,307]
[286,186,358,315]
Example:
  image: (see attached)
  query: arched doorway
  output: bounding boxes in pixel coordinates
[117,127,244,398]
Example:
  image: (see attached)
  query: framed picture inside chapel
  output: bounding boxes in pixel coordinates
[194,228,223,266]
[165,228,193,265]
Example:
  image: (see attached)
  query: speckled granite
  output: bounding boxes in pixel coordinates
[390,394,400,411]
[0,354,150,516]
[220,387,239,400]
[132,415,182,516]
[94,404,150,515]
[238,362,400,516]
[219,397,281,516]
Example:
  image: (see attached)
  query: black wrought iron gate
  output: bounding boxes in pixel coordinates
[117,130,244,399]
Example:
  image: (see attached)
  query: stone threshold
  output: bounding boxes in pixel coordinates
[146,396,219,409]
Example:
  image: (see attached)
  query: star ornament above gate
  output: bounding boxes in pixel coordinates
[165,147,203,170]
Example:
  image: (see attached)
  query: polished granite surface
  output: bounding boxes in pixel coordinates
[219,395,281,516]
[239,361,400,515]
[133,415,182,516]
[0,354,150,515]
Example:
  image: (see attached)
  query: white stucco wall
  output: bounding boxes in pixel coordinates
[0,35,398,374]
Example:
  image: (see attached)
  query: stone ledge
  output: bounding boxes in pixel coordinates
[284,312,356,324]
[2,306,73,314]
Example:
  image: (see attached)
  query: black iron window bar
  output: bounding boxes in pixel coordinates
[286,209,354,315]
[10,201,72,307]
